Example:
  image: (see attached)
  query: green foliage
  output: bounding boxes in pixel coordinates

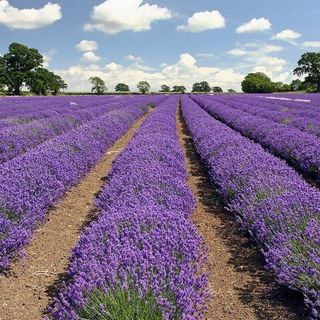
[227,89,236,93]
[78,288,163,320]
[137,81,151,94]
[26,68,67,95]
[294,52,320,93]
[89,77,107,95]
[191,81,211,93]
[273,82,291,93]
[290,79,307,91]
[212,86,223,93]
[115,83,130,92]
[2,43,43,95]
[159,84,170,92]
[241,72,274,93]
[0,43,67,95]
[172,85,186,93]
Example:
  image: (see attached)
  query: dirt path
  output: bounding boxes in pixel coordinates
[0,115,148,320]
[177,109,306,320]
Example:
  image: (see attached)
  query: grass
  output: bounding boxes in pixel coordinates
[78,287,163,320]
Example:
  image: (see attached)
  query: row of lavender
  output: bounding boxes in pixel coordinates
[0,95,117,118]
[0,96,126,130]
[182,96,320,318]
[0,96,165,271]
[206,94,320,137]
[192,95,320,184]
[50,96,207,320]
[0,98,134,164]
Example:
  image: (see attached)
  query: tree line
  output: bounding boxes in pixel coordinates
[1,42,319,95]
[89,78,227,95]
[0,43,67,95]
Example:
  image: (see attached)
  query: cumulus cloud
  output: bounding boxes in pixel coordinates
[81,51,101,62]
[55,53,244,92]
[0,1,61,30]
[76,40,98,52]
[302,41,320,48]
[236,17,271,33]
[84,0,172,34]
[177,10,225,32]
[272,29,301,41]
[227,42,288,82]
[228,43,282,57]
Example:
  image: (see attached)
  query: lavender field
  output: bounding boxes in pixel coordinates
[0,94,319,320]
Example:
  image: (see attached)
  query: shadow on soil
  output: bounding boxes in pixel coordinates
[178,109,309,320]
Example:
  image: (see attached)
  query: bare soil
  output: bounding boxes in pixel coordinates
[177,108,307,320]
[0,115,148,320]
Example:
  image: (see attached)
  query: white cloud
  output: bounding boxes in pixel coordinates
[177,10,225,32]
[0,1,61,30]
[196,53,215,58]
[272,29,301,41]
[81,51,101,62]
[43,54,51,68]
[125,54,143,62]
[55,53,244,92]
[236,17,271,33]
[302,41,320,48]
[227,42,288,82]
[76,40,98,52]
[84,0,172,34]
[228,43,282,57]
[227,48,247,56]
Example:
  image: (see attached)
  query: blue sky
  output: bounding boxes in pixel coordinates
[1,0,320,91]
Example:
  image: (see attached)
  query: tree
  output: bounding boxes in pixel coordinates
[0,56,5,92]
[1,43,43,95]
[227,89,236,93]
[192,81,211,93]
[159,84,171,92]
[212,86,223,93]
[26,68,67,95]
[49,74,67,95]
[273,82,291,92]
[137,81,150,94]
[290,79,306,91]
[172,85,186,93]
[294,52,320,92]
[241,72,274,93]
[89,77,107,94]
[115,83,130,92]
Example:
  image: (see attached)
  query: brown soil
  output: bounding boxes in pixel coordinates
[0,114,148,320]
[176,108,307,320]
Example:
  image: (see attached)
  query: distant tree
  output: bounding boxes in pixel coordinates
[137,81,150,94]
[159,84,171,92]
[89,77,107,95]
[212,86,223,93]
[241,72,274,93]
[290,79,306,91]
[227,89,236,93]
[50,74,67,95]
[1,43,43,95]
[0,57,5,92]
[294,52,320,92]
[192,81,211,93]
[172,85,186,93]
[26,68,67,95]
[115,83,130,92]
[273,82,291,92]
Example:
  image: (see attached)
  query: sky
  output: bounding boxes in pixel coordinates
[0,0,320,92]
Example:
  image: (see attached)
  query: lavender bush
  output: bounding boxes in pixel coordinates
[182,96,320,318]
[192,95,320,183]
[0,96,163,271]
[50,96,208,320]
